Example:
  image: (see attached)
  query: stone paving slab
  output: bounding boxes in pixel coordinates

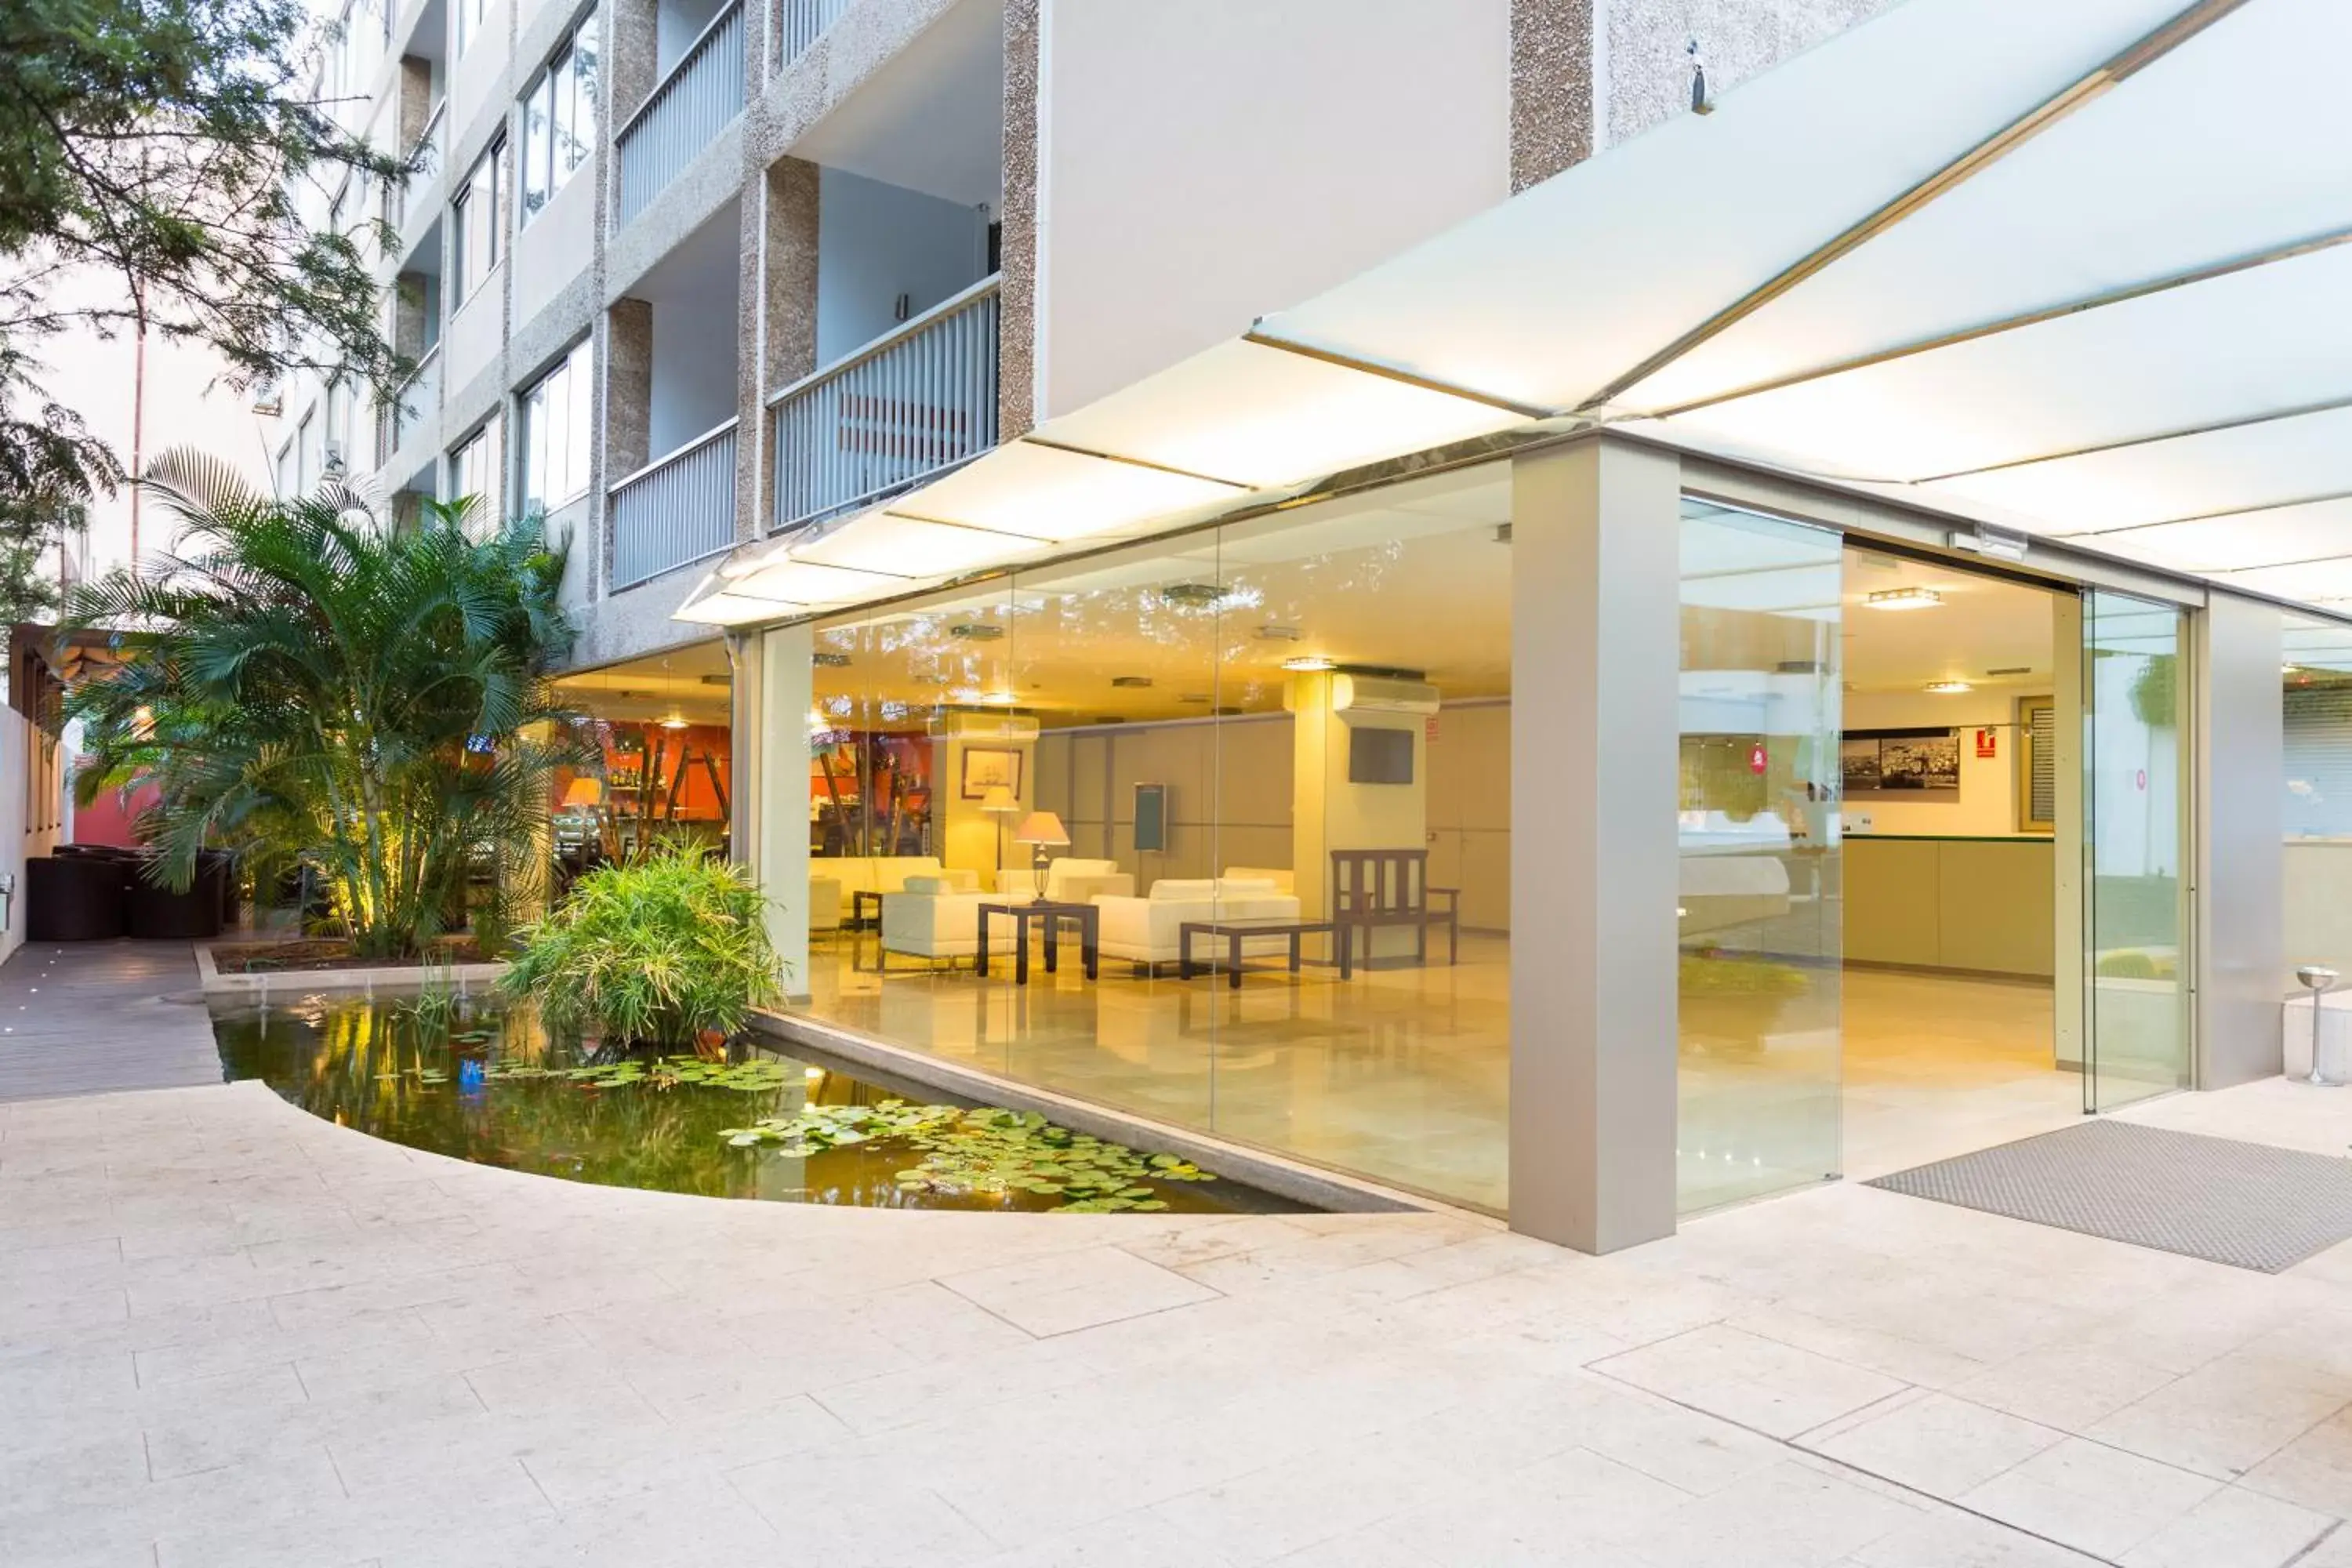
[4,1075,2350,1567]
[0,942,219,1102]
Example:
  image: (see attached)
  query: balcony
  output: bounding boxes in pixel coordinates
[615,0,746,226]
[610,416,739,589]
[374,343,441,469]
[390,100,446,238]
[769,274,999,534]
[777,0,848,69]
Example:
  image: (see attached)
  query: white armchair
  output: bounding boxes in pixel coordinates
[1042,858,1134,905]
[1094,877,1301,967]
[808,874,843,934]
[879,875,991,964]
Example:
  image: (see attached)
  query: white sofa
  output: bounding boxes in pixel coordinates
[878,875,993,963]
[1094,877,1302,967]
[808,874,842,934]
[815,856,984,923]
[1042,858,1134,905]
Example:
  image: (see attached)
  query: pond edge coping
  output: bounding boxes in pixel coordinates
[195,941,510,997]
[750,1005,1465,1221]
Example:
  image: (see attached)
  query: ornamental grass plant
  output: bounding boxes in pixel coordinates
[501,842,781,1051]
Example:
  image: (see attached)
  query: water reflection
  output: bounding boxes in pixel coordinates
[211,993,1291,1214]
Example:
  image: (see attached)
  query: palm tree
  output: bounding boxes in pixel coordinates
[63,450,581,959]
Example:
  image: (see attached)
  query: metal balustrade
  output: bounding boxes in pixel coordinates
[609,417,739,590]
[777,0,848,68]
[390,100,445,232]
[614,0,746,226]
[770,274,1000,534]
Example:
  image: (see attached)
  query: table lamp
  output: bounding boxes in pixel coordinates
[1011,811,1069,902]
[979,785,1020,884]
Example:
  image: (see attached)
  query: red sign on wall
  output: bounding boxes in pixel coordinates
[1975,728,1998,760]
[1748,742,1768,775]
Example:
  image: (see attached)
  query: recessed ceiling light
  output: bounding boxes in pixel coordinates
[1255,624,1301,642]
[1160,583,1225,607]
[1923,680,1972,694]
[813,652,851,667]
[1282,655,1337,673]
[1109,675,1152,688]
[949,622,1004,641]
[1866,587,1942,611]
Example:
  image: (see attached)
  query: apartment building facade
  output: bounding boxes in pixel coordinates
[263,0,2352,1254]
[271,0,1891,666]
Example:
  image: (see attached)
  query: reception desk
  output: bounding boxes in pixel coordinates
[1843,834,2055,978]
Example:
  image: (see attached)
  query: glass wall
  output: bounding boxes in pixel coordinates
[1675,500,1843,1212]
[547,644,734,893]
[2082,590,2187,1109]
[791,465,1511,1209]
[2282,612,2352,981]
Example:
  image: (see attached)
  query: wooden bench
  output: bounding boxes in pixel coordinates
[1330,848,1459,968]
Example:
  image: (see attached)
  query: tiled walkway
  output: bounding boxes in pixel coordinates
[3,962,2351,1566]
[0,942,219,1102]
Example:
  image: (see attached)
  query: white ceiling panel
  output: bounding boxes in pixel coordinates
[2063,497,2352,574]
[1036,340,1523,490]
[793,515,1049,576]
[1653,241,2352,483]
[1622,0,2352,414]
[2216,557,2352,603]
[898,440,1247,542]
[1257,0,2184,415]
[1918,405,2352,535]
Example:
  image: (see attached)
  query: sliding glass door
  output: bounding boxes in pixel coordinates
[2082,589,2190,1112]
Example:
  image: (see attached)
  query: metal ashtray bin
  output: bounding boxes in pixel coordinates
[2297,964,2343,1087]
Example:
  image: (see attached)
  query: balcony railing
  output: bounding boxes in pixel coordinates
[778,0,848,68]
[770,274,1000,534]
[374,343,441,468]
[610,416,739,590]
[389,99,446,234]
[615,0,746,226]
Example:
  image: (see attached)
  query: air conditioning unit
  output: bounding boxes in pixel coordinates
[926,711,1040,742]
[1330,675,1440,718]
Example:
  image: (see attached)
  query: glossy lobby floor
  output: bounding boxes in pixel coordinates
[801,934,2078,1215]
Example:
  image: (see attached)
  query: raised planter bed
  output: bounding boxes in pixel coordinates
[196,938,509,997]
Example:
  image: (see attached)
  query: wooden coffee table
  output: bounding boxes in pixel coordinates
[1178,917,1349,989]
[977,900,1099,983]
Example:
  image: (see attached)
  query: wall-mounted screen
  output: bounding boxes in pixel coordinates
[1348,727,1414,786]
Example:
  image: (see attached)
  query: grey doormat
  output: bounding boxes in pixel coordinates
[1867,1120,2352,1273]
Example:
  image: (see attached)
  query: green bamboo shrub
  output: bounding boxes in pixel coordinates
[502,844,781,1051]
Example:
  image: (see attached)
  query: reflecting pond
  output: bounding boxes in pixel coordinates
[211,993,1298,1214]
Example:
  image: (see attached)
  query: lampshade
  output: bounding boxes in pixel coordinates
[1011,811,1069,847]
[978,785,1021,815]
[559,777,603,809]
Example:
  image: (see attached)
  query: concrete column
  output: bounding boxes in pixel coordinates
[729,631,760,872]
[760,624,814,1003]
[1510,0,1595,191]
[1508,437,1681,1254]
[745,158,819,537]
[608,0,659,130]
[600,298,654,597]
[996,0,1041,440]
[2198,593,2286,1087]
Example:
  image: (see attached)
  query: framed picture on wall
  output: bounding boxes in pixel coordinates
[1842,728,1961,799]
[959,746,1024,800]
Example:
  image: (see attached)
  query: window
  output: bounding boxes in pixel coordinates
[324,379,350,475]
[451,416,504,529]
[454,0,488,54]
[519,19,598,224]
[275,440,296,498]
[520,339,593,512]
[296,410,318,492]
[452,141,503,303]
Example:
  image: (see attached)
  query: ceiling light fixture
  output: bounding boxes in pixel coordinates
[1160,583,1226,608]
[1255,625,1302,642]
[1282,655,1337,673]
[1866,587,1943,612]
[1923,680,1973,695]
[949,622,1004,641]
